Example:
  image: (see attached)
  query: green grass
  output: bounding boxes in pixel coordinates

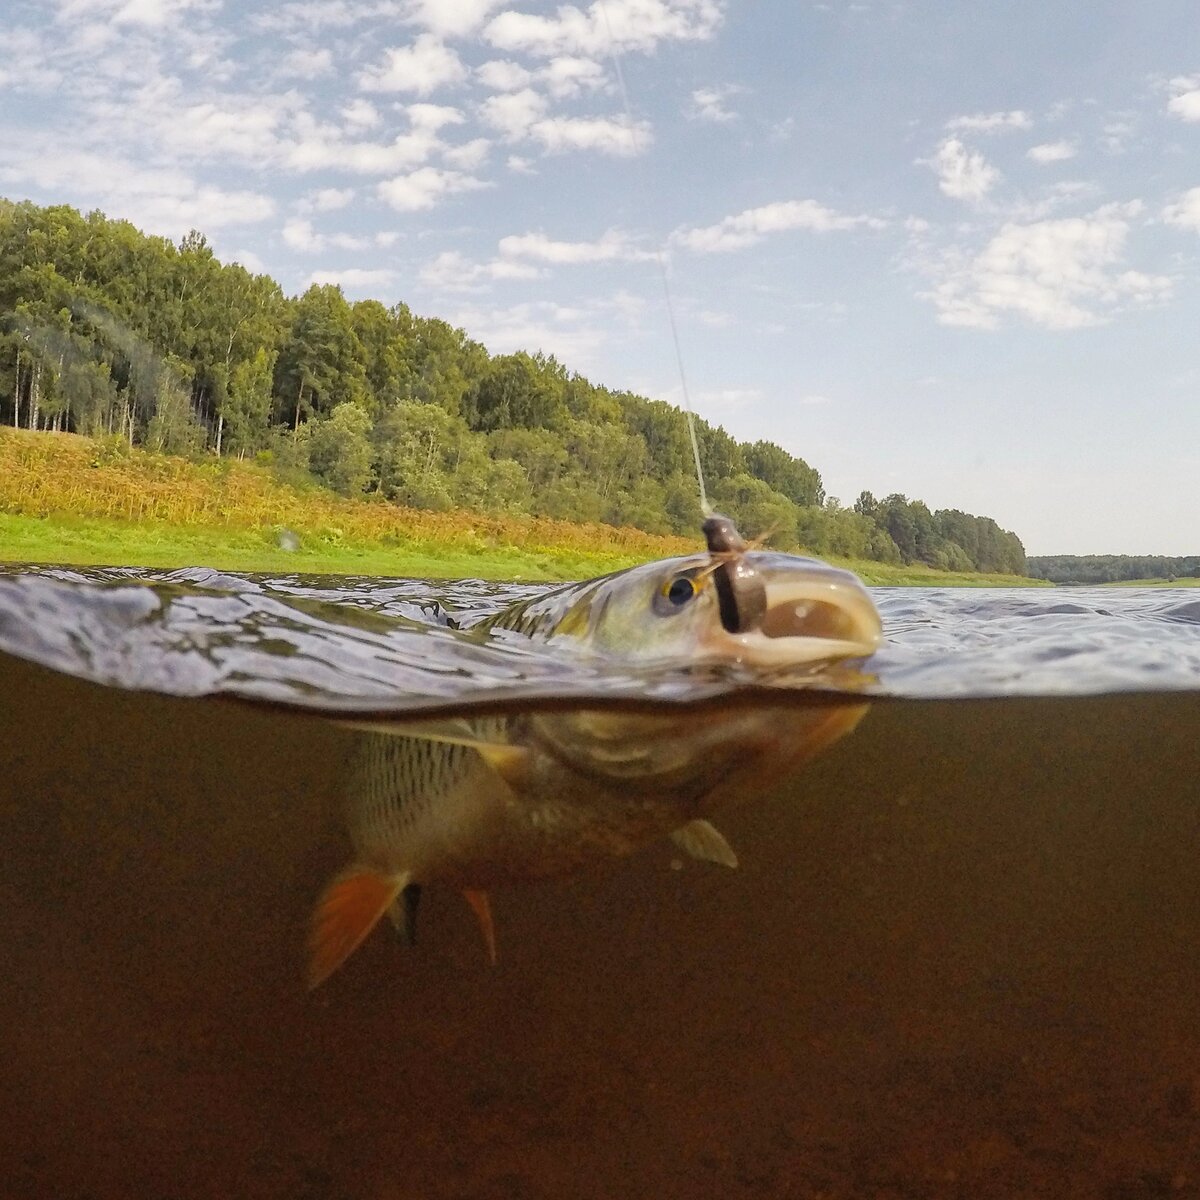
[0,513,650,581]
[834,560,1048,587]
[0,511,1048,586]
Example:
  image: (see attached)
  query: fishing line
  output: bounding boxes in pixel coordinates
[597,0,712,517]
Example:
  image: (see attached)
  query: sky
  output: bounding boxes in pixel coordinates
[2,1,1200,555]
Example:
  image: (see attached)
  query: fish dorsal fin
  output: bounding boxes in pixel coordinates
[670,819,739,869]
[335,719,531,789]
[309,867,408,990]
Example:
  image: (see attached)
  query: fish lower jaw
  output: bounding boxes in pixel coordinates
[711,631,879,669]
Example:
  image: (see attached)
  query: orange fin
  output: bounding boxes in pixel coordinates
[463,889,498,966]
[309,867,408,990]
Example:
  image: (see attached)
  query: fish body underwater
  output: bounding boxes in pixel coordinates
[310,518,883,987]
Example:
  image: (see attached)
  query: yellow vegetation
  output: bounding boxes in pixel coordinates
[0,428,695,560]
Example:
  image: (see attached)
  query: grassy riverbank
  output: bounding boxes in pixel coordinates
[0,429,1044,585]
[1104,577,1200,587]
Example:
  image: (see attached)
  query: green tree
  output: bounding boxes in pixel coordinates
[710,474,798,547]
[224,347,276,456]
[305,402,374,495]
[743,440,823,507]
[464,351,566,432]
[274,284,368,430]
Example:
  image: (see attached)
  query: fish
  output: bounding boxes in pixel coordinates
[309,515,882,988]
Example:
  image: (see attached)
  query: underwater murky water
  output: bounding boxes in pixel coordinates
[2,564,1199,1198]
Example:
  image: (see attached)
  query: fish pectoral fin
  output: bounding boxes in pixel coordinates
[463,889,498,966]
[309,867,409,990]
[471,743,530,789]
[670,819,739,869]
[335,720,531,789]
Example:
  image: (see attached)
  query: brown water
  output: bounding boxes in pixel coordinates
[2,567,1200,1197]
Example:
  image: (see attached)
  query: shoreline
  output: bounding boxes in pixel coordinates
[0,429,1044,586]
[0,511,1047,585]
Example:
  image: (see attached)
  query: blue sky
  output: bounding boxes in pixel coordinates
[2,0,1200,555]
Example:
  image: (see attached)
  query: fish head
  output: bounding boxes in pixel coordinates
[524,548,882,794]
[547,548,882,672]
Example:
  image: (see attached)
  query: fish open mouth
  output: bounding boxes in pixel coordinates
[717,564,883,668]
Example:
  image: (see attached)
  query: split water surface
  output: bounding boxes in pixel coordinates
[1,566,1198,1198]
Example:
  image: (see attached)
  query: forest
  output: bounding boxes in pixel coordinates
[0,198,1027,576]
[1027,555,1200,584]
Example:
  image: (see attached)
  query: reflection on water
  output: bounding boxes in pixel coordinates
[1,565,1200,1196]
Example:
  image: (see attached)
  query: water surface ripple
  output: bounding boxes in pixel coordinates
[1,564,1198,710]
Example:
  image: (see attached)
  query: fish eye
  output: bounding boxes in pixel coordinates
[663,575,697,606]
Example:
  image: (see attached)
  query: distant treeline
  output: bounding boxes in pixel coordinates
[1028,556,1200,584]
[0,198,1027,575]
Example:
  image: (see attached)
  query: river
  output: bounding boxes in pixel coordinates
[1,565,1198,1198]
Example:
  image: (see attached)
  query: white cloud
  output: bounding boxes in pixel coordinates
[109,81,293,164]
[341,98,381,128]
[1027,140,1076,164]
[1167,76,1200,122]
[530,115,651,156]
[481,83,639,153]
[484,0,724,57]
[377,166,489,210]
[227,248,268,273]
[498,228,654,263]
[1100,114,1137,154]
[476,58,533,91]
[479,54,606,97]
[0,60,64,92]
[308,267,397,290]
[920,202,1172,330]
[929,137,1000,203]
[1009,179,1102,221]
[279,46,334,78]
[479,87,549,139]
[253,1,408,34]
[407,102,465,131]
[542,56,606,98]
[282,217,324,252]
[672,199,885,253]
[945,110,1031,133]
[57,0,218,29]
[688,85,740,123]
[1163,187,1200,232]
[419,230,653,291]
[283,217,395,253]
[444,298,619,364]
[443,137,491,169]
[402,0,503,37]
[419,250,543,290]
[280,105,456,174]
[358,34,467,95]
[507,154,536,174]
[0,143,274,236]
